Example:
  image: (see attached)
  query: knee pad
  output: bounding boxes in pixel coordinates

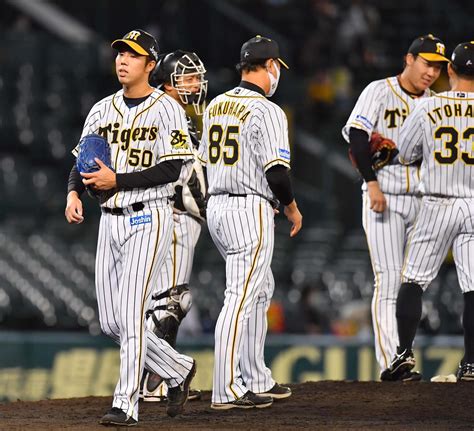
[148,284,192,348]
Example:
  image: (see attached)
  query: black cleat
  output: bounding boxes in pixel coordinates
[400,370,422,381]
[211,390,274,410]
[457,362,474,381]
[166,360,197,417]
[188,388,202,401]
[99,407,137,427]
[257,383,292,399]
[380,348,416,381]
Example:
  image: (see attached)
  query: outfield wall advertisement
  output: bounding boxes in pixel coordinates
[0,332,464,401]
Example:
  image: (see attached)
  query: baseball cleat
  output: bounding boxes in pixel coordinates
[257,383,292,399]
[166,360,197,417]
[99,407,137,427]
[380,348,416,381]
[211,391,274,410]
[401,370,422,381]
[457,362,474,381]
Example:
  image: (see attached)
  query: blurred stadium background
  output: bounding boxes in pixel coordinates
[0,0,472,400]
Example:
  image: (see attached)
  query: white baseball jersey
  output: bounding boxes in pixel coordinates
[198,86,291,200]
[399,91,474,291]
[74,88,194,208]
[342,76,435,373]
[343,76,433,195]
[200,85,286,403]
[399,91,474,197]
[74,88,195,421]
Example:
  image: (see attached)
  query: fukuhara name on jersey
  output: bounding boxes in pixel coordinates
[399,91,474,198]
[198,86,291,201]
[343,76,434,195]
[73,88,194,209]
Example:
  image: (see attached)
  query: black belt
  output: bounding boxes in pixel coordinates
[103,202,145,215]
[228,193,247,197]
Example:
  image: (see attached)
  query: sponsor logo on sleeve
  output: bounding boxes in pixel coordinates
[278,148,291,160]
[130,214,152,226]
[354,114,373,130]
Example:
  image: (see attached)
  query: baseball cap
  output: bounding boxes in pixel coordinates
[451,41,474,76]
[240,35,289,69]
[407,34,449,62]
[111,29,159,62]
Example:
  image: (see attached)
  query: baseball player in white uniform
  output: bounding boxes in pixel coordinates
[384,41,474,382]
[65,30,196,426]
[199,36,302,409]
[140,50,208,402]
[342,34,449,380]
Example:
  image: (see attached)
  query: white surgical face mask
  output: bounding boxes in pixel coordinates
[266,60,280,97]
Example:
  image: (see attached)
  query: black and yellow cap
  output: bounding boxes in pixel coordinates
[408,34,449,62]
[240,35,289,69]
[451,41,474,76]
[111,29,159,62]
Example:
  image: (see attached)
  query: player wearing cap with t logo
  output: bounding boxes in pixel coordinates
[65,29,196,426]
[342,35,449,381]
[388,41,474,381]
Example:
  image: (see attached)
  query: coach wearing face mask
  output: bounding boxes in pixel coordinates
[197,35,302,410]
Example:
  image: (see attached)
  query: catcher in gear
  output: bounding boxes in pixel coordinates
[140,50,208,402]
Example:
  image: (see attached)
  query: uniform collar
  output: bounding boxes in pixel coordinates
[239,80,266,96]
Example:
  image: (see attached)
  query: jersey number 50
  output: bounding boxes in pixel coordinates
[208,124,239,166]
[434,126,474,165]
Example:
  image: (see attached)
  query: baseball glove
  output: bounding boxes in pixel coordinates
[369,132,398,170]
[76,133,113,198]
[348,132,399,172]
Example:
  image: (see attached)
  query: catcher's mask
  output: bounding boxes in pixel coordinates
[154,50,208,115]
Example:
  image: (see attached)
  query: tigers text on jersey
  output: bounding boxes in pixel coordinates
[399,91,474,198]
[342,76,433,195]
[73,88,194,208]
[198,86,291,199]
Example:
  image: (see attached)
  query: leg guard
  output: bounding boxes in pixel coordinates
[149,284,192,348]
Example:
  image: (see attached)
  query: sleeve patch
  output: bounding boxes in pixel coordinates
[278,148,291,160]
[170,130,190,150]
[354,114,373,130]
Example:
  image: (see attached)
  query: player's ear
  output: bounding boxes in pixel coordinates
[447,63,455,79]
[405,53,415,66]
[146,59,157,73]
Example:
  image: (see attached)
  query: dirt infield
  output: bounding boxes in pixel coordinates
[0,381,472,430]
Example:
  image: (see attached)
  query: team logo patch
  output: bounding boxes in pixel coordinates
[354,114,373,130]
[170,130,189,149]
[130,214,152,226]
[279,148,290,160]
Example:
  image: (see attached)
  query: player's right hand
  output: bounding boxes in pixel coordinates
[367,181,387,213]
[65,191,84,224]
[284,201,302,237]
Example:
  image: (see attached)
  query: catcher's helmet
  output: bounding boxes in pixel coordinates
[153,50,208,115]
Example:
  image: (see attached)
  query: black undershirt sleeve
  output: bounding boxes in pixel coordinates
[116,159,183,189]
[67,164,86,195]
[349,127,377,183]
[265,165,294,206]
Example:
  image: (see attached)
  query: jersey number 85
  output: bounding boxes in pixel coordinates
[208,124,239,166]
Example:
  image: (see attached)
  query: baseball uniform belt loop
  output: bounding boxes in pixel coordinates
[102,202,145,215]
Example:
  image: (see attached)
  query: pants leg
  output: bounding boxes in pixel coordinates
[96,207,193,421]
[208,196,274,403]
[362,193,420,371]
[240,270,275,393]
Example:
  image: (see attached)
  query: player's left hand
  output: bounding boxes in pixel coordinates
[81,158,117,191]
